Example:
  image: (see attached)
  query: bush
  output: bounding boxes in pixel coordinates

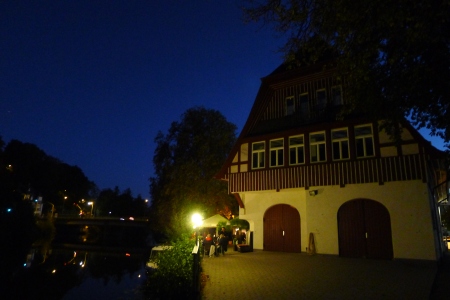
[144,234,196,299]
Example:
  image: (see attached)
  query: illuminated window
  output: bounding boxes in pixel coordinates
[355,124,375,158]
[332,128,349,160]
[310,132,326,162]
[252,141,265,169]
[289,135,305,165]
[270,139,284,167]
[285,96,295,116]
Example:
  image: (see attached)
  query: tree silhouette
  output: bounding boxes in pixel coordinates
[149,106,238,239]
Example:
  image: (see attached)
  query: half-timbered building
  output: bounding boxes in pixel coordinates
[216,58,448,260]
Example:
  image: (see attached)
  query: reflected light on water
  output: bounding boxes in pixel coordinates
[13,246,150,299]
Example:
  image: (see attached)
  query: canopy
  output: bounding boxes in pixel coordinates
[202,214,229,228]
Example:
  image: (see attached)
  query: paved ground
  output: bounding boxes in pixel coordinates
[200,249,449,300]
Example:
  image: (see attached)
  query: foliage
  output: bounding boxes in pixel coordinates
[230,217,250,230]
[149,106,238,239]
[144,234,196,299]
[1,139,96,212]
[243,0,450,147]
[216,220,232,234]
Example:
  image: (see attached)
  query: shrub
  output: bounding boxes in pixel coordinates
[144,234,196,299]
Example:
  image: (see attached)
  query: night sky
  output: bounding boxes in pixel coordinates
[1,1,445,200]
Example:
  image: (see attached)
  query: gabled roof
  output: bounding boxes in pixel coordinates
[215,59,334,180]
[202,214,229,227]
[215,59,446,181]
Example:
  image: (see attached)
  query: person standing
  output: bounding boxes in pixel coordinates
[218,234,228,255]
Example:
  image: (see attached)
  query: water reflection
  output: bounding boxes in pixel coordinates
[6,244,150,299]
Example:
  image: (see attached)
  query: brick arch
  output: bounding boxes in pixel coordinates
[263,204,301,252]
[338,199,393,259]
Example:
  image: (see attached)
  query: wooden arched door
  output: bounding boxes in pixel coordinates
[338,199,393,259]
[264,204,301,252]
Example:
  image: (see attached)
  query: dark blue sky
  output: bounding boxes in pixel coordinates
[1,1,445,200]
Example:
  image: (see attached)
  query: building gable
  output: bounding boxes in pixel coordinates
[216,60,445,194]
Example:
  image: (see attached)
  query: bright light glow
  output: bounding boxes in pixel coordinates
[88,202,93,205]
[52,270,56,273]
[191,213,203,228]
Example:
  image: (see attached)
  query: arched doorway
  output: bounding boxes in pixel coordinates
[338,199,393,259]
[263,204,301,252]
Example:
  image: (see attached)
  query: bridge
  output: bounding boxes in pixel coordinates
[52,217,152,249]
[54,216,149,227]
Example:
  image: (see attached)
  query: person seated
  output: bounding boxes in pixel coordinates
[203,234,213,256]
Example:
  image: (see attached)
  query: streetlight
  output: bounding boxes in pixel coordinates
[191,213,203,229]
[62,195,68,214]
[191,213,203,246]
[88,202,94,217]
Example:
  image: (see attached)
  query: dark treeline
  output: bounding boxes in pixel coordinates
[95,186,148,218]
[0,136,147,218]
[1,138,95,213]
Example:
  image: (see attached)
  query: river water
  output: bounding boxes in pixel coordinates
[6,246,151,300]
[3,220,154,300]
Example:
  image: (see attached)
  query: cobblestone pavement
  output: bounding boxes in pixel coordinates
[200,250,440,300]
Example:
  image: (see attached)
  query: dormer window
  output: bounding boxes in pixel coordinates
[299,93,309,118]
[332,86,343,106]
[285,96,295,116]
[316,89,327,109]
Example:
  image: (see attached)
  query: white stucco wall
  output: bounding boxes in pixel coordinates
[238,180,437,260]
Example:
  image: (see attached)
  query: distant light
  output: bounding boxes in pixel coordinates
[7,208,12,213]
[23,263,27,267]
[125,253,130,256]
[52,270,56,274]
[129,217,134,220]
[35,199,38,202]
